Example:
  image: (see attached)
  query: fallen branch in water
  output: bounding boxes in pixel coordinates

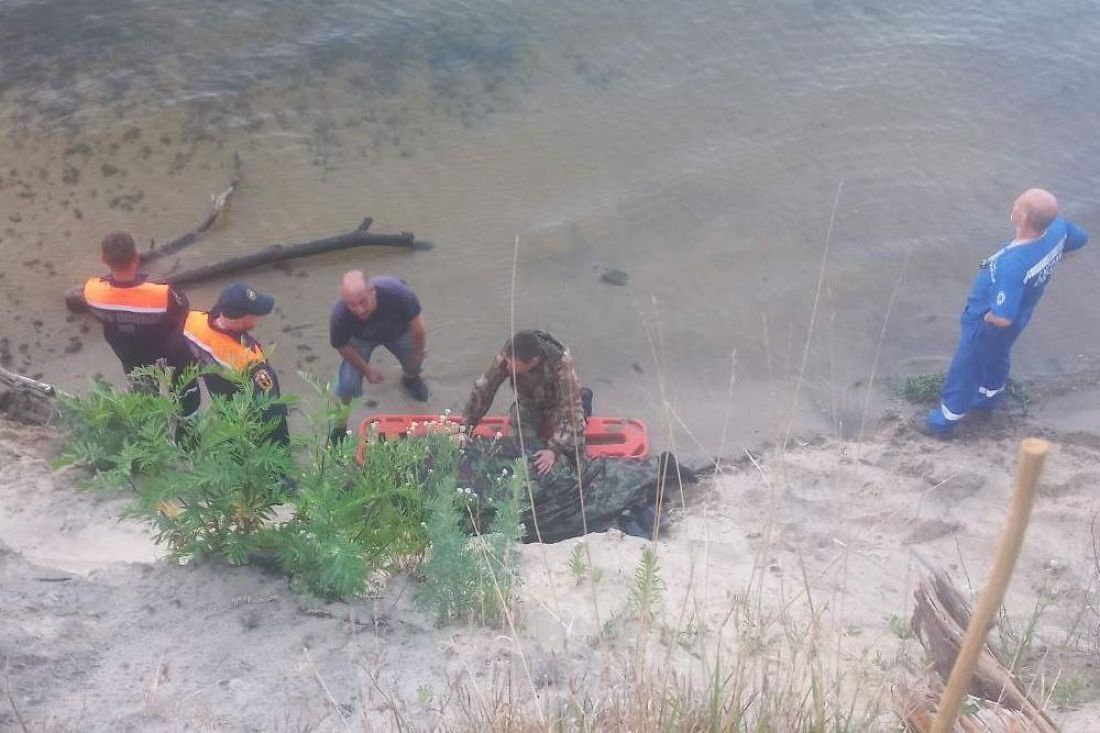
[164,217,427,287]
[65,217,429,309]
[141,153,242,264]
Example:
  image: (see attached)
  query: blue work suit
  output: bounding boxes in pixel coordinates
[926,218,1088,434]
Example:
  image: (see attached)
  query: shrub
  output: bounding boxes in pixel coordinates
[56,373,529,613]
[417,457,527,626]
[272,428,451,600]
[128,384,296,565]
[55,365,183,492]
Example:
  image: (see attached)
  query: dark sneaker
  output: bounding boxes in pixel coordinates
[580,387,593,418]
[328,425,349,446]
[908,413,955,440]
[402,376,430,402]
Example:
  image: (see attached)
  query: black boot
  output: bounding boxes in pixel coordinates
[328,424,349,446]
[580,387,593,418]
[402,375,430,402]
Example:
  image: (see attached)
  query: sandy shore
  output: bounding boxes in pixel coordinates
[2,398,1100,731]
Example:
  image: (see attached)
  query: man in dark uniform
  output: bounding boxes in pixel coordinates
[72,231,198,413]
[182,283,290,446]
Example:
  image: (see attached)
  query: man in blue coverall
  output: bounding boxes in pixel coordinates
[921,188,1088,437]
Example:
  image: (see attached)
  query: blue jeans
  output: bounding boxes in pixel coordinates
[926,315,1022,434]
[334,330,423,402]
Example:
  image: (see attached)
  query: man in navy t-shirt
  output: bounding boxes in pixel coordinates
[329,271,429,436]
[921,189,1088,437]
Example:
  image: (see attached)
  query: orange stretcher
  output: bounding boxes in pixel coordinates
[356,414,649,460]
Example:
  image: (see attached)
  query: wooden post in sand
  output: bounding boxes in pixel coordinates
[930,437,1049,733]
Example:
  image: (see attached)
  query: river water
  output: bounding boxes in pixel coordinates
[2,0,1099,456]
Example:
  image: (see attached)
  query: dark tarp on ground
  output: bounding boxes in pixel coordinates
[454,438,696,543]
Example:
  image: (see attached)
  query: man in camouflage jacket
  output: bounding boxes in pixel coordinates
[462,330,586,476]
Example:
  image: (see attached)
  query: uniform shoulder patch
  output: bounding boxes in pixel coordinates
[253,368,274,392]
[996,291,1006,306]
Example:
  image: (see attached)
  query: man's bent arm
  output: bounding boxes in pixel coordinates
[983,312,1014,328]
[338,343,374,377]
[463,353,508,429]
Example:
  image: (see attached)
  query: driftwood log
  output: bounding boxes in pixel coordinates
[892,569,1058,733]
[163,217,422,286]
[0,367,58,425]
[65,217,428,313]
[140,153,242,264]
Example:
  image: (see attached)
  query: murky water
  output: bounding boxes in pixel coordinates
[3,0,1100,456]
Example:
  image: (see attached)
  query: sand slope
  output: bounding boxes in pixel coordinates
[2,412,1100,731]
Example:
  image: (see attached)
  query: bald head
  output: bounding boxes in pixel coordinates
[341,270,377,319]
[1012,188,1059,235]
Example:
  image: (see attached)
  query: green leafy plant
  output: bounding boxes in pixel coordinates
[897,373,945,405]
[273,436,439,600]
[417,457,527,626]
[898,372,1032,414]
[568,542,589,583]
[55,365,184,492]
[885,613,914,640]
[628,546,664,623]
[128,383,296,565]
[57,372,531,612]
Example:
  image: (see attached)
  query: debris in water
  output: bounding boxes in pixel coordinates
[600,268,629,287]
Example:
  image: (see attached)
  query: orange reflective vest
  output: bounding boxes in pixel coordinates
[83,277,170,317]
[183,311,267,372]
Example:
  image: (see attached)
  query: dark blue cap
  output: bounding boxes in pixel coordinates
[212,283,274,319]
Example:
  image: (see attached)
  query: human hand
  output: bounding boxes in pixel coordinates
[364,364,385,384]
[534,449,557,476]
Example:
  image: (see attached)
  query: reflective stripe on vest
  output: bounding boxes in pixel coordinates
[183,311,266,371]
[83,277,170,314]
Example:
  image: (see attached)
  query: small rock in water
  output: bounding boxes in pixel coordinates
[600,269,629,286]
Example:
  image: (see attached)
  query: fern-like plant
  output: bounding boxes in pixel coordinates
[129,384,296,565]
[417,457,527,626]
[55,365,184,492]
[628,546,664,623]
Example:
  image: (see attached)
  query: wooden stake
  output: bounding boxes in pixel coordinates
[930,437,1049,733]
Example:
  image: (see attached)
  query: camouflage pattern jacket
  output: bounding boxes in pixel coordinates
[463,331,586,456]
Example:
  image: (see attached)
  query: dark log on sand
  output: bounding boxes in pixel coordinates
[141,153,242,264]
[0,366,56,396]
[0,366,58,425]
[892,568,1058,733]
[164,218,426,287]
